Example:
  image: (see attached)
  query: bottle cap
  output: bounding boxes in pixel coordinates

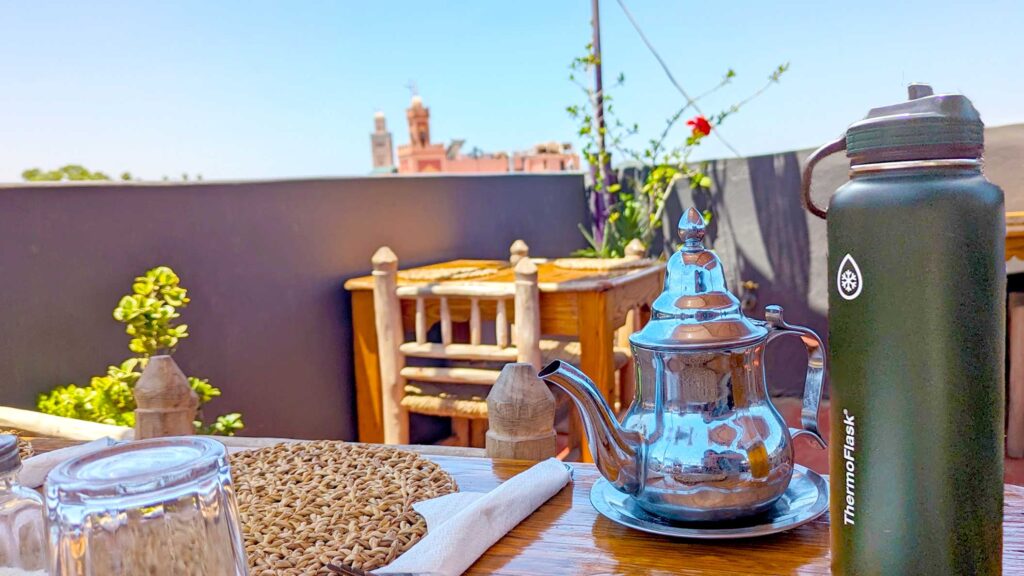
[846,83,984,164]
[0,434,21,474]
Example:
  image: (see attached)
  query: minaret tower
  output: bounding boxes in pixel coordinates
[370,111,395,173]
[406,95,431,149]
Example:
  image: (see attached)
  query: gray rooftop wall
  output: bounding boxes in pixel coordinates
[0,174,588,440]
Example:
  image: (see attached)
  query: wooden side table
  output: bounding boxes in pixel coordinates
[344,259,664,446]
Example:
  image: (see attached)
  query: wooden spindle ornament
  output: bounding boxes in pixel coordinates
[440,297,452,345]
[509,239,530,266]
[514,258,542,370]
[470,298,482,345]
[624,238,646,259]
[415,297,427,344]
[495,298,509,348]
[133,355,199,439]
[485,363,557,461]
[372,246,410,444]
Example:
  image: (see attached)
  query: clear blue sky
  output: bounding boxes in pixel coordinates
[1,0,1021,182]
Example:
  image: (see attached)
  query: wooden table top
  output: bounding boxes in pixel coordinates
[343,258,664,293]
[433,455,1024,576]
[25,437,1024,574]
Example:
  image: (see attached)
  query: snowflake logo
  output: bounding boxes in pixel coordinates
[840,270,858,293]
[838,254,863,301]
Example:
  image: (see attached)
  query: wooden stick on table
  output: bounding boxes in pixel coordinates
[485,363,557,461]
[133,355,199,439]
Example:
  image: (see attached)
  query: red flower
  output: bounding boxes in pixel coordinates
[687,115,712,137]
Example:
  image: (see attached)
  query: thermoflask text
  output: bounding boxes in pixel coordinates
[802,84,1005,575]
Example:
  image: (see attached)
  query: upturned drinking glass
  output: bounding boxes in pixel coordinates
[0,435,47,573]
[45,437,249,576]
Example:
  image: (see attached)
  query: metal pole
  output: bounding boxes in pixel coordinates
[592,0,607,165]
[590,0,611,246]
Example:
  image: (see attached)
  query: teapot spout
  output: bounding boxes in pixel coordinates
[539,360,642,494]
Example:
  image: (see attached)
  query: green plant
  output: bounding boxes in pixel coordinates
[38,266,244,435]
[567,43,788,257]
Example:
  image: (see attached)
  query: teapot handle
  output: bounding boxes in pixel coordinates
[764,305,827,449]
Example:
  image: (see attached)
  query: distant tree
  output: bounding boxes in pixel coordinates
[24,165,202,183]
[22,165,112,182]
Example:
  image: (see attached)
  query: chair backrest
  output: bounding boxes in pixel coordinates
[375,256,542,366]
[370,247,541,443]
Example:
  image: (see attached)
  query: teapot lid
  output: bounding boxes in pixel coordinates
[630,208,767,351]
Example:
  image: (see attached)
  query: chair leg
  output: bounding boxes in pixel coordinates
[452,418,471,447]
[1008,293,1024,458]
[470,419,488,448]
[617,360,636,416]
[568,411,585,461]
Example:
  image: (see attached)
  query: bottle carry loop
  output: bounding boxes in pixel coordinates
[800,136,846,220]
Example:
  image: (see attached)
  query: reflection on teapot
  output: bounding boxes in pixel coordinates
[540,207,826,522]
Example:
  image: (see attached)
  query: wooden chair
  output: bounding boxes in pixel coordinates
[371,245,629,449]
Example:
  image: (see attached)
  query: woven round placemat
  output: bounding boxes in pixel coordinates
[229,441,457,576]
[553,257,656,271]
[0,429,33,460]
[398,266,497,282]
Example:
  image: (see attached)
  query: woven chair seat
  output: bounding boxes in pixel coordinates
[402,382,489,419]
[540,339,632,369]
[400,339,632,421]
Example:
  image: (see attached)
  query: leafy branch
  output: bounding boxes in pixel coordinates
[566,42,788,258]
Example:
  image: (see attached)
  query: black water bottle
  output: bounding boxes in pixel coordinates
[802,84,1005,575]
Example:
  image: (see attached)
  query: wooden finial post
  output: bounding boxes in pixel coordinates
[133,355,199,439]
[624,238,646,259]
[509,239,530,266]
[485,363,557,461]
[514,258,542,370]
[372,246,410,444]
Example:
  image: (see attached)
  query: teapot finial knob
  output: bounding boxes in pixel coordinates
[678,207,706,252]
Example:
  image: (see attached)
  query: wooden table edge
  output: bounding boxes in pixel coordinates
[343,259,665,294]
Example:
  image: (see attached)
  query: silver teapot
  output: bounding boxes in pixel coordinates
[541,208,827,522]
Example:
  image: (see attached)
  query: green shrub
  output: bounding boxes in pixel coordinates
[37,266,244,435]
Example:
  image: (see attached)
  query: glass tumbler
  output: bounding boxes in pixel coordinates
[45,437,249,576]
[0,435,47,573]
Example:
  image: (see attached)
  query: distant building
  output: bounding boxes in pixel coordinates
[369,111,395,173]
[384,95,580,174]
[396,95,448,173]
[513,142,580,172]
[396,95,507,173]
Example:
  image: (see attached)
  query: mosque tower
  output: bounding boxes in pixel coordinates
[369,111,395,173]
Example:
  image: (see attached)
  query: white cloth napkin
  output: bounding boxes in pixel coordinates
[376,457,571,576]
